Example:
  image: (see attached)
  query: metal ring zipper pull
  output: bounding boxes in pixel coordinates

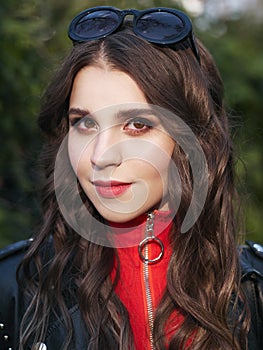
[138,211,164,264]
[138,235,164,264]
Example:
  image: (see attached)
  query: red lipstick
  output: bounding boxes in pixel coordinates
[93,180,132,198]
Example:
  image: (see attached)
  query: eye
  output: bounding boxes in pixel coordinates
[70,116,97,133]
[132,120,147,129]
[82,118,97,129]
[124,118,153,134]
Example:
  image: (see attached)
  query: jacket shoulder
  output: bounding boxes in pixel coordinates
[239,241,263,350]
[239,240,263,279]
[0,238,33,261]
[0,239,33,350]
[0,238,33,286]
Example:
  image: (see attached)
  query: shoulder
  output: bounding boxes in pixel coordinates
[0,238,33,288]
[239,241,263,350]
[0,238,33,263]
[0,239,33,349]
[0,238,33,291]
[0,237,55,293]
[239,240,263,280]
[239,240,263,307]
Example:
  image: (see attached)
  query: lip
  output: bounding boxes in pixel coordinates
[92,180,132,198]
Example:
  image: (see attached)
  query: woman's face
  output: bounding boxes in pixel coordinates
[68,66,175,222]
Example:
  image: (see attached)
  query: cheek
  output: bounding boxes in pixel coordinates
[158,138,175,181]
[140,143,173,181]
[68,147,80,175]
[74,155,93,184]
[140,145,174,198]
[68,132,93,176]
[137,158,171,190]
[73,155,91,181]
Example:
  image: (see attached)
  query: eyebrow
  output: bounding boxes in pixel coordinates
[68,107,90,118]
[116,108,158,121]
[68,107,158,121]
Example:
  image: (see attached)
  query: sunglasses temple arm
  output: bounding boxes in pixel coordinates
[189,32,201,64]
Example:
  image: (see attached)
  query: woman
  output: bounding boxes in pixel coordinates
[0,6,262,350]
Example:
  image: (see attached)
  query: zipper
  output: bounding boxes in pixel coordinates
[143,243,155,350]
[139,212,164,350]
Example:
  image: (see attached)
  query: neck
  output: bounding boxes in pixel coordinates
[107,209,174,249]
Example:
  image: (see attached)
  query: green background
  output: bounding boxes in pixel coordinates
[0,0,262,248]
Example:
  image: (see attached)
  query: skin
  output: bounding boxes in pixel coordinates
[68,65,175,223]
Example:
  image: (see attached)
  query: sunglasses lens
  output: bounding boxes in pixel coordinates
[136,12,187,44]
[73,10,120,40]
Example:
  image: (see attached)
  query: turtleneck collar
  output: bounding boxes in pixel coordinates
[107,209,174,249]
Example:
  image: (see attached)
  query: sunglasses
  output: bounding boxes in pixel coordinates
[68,6,200,63]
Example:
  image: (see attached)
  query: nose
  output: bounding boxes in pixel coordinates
[90,128,122,169]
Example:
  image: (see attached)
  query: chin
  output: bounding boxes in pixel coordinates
[96,206,148,224]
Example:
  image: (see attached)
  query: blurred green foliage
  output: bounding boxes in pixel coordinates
[0,0,262,248]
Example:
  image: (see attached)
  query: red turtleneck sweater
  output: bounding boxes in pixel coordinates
[110,211,190,349]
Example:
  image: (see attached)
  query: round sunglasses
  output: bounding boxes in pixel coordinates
[68,6,200,63]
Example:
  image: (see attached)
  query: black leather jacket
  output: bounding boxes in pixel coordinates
[0,239,262,350]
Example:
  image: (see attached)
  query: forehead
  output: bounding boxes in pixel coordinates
[69,66,147,113]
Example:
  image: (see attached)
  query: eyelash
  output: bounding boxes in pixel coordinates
[69,117,154,135]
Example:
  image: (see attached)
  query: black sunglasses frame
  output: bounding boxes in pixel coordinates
[68,6,200,63]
